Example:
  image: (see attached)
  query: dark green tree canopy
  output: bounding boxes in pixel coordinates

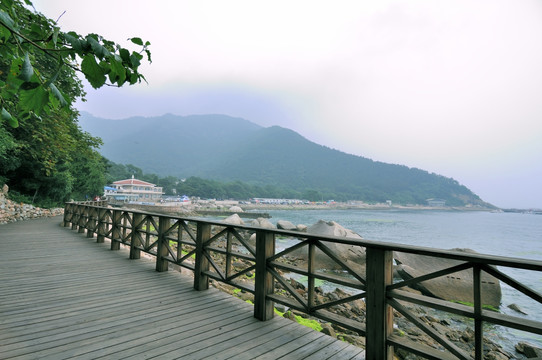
[0,0,151,127]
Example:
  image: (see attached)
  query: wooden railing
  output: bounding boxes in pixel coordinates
[63,202,542,360]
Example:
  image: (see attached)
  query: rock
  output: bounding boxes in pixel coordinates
[507,303,527,315]
[277,220,297,231]
[0,185,64,225]
[222,213,244,225]
[274,304,287,313]
[296,224,308,232]
[516,341,542,358]
[229,205,243,213]
[485,351,509,360]
[308,220,362,239]
[320,323,336,337]
[394,249,502,307]
[340,334,366,348]
[290,220,366,276]
[250,217,276,229]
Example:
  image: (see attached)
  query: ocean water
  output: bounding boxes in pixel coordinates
[263,209,542,351]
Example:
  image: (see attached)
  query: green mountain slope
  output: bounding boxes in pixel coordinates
[78,112,489,206]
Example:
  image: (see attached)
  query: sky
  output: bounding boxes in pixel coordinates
[32,0,542,209]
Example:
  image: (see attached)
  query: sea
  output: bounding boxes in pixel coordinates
[261,208,542,352]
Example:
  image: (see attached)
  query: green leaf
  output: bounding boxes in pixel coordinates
[130,52,143,68]
[81,55,106,89]
[0,25,11,42]
[1,107,18,128]
[64,32,82,52]
[19,53,33,81]
[119,48,130,63]
[20,81,40,90]
[130,37,143,46]
[109,58,126,86]
[87,35,106,59]
[0,10,15,29]
[19,85,49,115]
[44,58,63,87]
[49,83,68,107]
[52,27,59,47]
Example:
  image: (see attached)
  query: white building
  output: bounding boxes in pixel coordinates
[105,176,164,203]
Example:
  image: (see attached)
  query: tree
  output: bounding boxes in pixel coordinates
[0,0,151,127]
[0,0,151,206]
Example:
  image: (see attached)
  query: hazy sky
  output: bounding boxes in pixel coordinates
[32,0,542,209]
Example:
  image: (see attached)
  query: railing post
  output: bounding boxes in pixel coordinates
[97,208,106,243]
[130,213,142,259]
[365,247,394,360]
[111,210,121,250]
[473,264,483,360]
[155,216,170,272]
[71,205,80,231]
[63,203,71,227]
[254,229,275,321]
[78,206,87,233]
[194,222,211,290]
[86,207,96,238]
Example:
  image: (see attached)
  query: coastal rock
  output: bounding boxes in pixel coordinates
[277,220,297,231]
[394,249,502,307]
[290,220,366,276]
[222,213,244,225]
[507,303,527,315]
[516,341,542,358]
[308,220,362,239]
[296,224,308,232]
[320,323,336,337]
[229,205,243,213]
[250,217,276,229]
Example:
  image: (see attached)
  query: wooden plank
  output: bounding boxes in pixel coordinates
[226,321,315,360]
[1,294,239,357]
[252,331,328,360]
[171,317,295,359]
[278,331,338,358]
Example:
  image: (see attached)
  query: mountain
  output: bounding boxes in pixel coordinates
[78,112,489,206]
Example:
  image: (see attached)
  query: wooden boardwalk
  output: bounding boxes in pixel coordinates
[0,217,365,360]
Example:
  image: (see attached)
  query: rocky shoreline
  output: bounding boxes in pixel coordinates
[0,184,64,225]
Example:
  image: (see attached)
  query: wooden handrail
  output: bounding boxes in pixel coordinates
[63,201,542,360]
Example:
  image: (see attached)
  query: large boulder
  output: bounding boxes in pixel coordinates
[394,249,502,308]
[250,217,276,229]
[222,213,245,225]
[290,220,366,276]
[229,206,243,213]
[277,220,297,231]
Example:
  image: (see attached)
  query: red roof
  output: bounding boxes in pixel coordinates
[113,178,156,186]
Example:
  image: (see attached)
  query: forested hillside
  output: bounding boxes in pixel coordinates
[80,113,489,206]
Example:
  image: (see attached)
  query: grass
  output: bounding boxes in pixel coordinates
[246,304,323,332]
[451,300,500,312]
[283,310,323,332]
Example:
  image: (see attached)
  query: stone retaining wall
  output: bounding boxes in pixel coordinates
[0,184,64,225]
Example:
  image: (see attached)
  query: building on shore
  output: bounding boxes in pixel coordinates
[104,176,164,203]
[426,198,446,207]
